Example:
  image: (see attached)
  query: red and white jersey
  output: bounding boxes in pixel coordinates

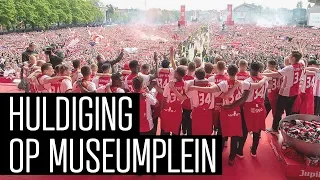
[303,73,315,94]
[156,68,173,89]
[236,71,250,81]
[122,71,130,79]
[217,79,250,106]
[92,75,111,88]
[267,70,281,96]
[244,76,268,103]
[140,93,157,132]
[163,81,187,105]
[124,73,138,93]
[51,79,73,93]
[182,74,195,110]
[138,72,151,87]
[96,86,125,93]
[37,74,52,93]
[314,72,320,97]
[187,81,215,109]
[71,70,83,83]
[72,80,96,93]
[279,62,304,97]
[205,74,214,79]
[208,74,229,109]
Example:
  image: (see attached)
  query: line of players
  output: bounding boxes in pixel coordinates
[26,49,320,166]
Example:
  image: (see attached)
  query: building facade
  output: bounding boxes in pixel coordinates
[233,3,262,24]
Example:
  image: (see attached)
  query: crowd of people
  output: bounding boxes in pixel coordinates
[1,22,320,166]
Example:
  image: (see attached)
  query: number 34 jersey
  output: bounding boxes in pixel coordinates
[244,76,268,103]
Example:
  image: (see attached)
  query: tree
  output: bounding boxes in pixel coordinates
[297,1,303,8]
[0,0,17,30]
[0,0,105,31]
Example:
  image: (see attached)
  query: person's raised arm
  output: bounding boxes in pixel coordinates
[261,71,282,79]
[169,47,177,70]
[109,49,124,66]
[149,52,159,81]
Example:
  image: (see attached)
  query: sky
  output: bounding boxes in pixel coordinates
[101,0,311,10]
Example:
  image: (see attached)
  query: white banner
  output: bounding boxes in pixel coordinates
[309,13,320,27]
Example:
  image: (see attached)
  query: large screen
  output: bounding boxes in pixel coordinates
[309,13,320,27]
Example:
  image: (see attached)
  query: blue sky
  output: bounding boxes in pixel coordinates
[101,0,310,10]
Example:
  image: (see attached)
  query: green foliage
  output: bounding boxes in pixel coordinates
[0,0,104,31]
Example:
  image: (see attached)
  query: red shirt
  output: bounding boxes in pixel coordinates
[236,71,250,81]
[182,75,194,110]
[125,74,138,93]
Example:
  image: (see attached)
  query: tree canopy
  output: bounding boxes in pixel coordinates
[0,0,104,31]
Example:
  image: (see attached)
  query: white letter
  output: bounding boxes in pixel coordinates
[43,97,55,131]
[26,139,39,173]
[133,139,150,173]
[79,97,93,131]
[202,139,215,173]
[10,139,23,173]
[10,97,23,131]
[116,139,130,173]
[95,97,100,131]
[195,139,199,173]
[103,139,115,173]
[102,97,115,131]
[119,97,132,131]
[86,139,100,173]
[26,97,39,131]
[181,139,193,173]
[153,139,166,173]
[50,139,67,173]
[70,139,83,173]
[168,139,180,173]
[56,97,69,131]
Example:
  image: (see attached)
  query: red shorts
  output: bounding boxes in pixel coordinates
[219,106,243,137]
[191,107,213,135]
[243,102,266,133]
[268,92,278,116]
[300,92,314,115]
[160,103,182,135]
[292,94,301,113]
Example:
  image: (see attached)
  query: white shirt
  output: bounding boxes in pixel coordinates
[38,75,52,93]
[138,72,151,87]
[278,61,304,96]
[59,79,73,93]
[4,68,15,77]
[186,83,215,109]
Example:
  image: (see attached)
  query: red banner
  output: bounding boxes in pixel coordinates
[227,4,233,22]
[180,5,185,22]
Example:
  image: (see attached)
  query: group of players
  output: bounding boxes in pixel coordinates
[25,48,319,166]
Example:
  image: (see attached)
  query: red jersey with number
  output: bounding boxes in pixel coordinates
[236,71,250,81]
[182,75,194,110]
[279,63,304,97]
[189,81,214,135]
[243,76,268,132]
[161,81,186,135]
[125,74,138,93]
[51,80,63,93]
